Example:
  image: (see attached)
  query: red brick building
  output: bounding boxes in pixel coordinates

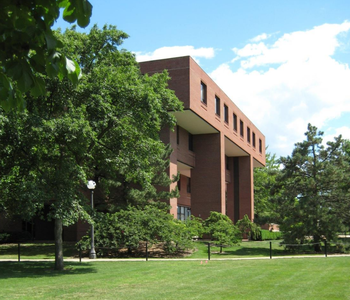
[0,56,265,241]
[140,56,265,223]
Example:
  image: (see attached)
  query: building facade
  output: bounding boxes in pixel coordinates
[140,56,265,223]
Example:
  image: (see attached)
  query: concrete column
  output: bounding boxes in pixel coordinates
[191,133,225,220]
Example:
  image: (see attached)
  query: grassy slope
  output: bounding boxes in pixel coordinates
[0,258,349,299]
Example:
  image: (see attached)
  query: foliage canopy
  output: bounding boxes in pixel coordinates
[0,25,182,269]
[0,0,92,110]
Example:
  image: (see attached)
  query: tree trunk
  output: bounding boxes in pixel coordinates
[54,218,64,271]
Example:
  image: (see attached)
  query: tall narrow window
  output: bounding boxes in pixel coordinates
[215,96,220,116]
[247,127,251,143]
[252,132,256,148]
[259,139,262,153]
[224,104,229,123]
[201,82,207,104]
[177,175,181,191]
[240,120,244,137]
[233,113,237,131]
[176,125,180,145]
[187,178,191,193]
[188,133,194,151]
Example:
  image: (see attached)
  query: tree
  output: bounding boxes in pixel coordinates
[0,25,182,270]
[272,124,350,251]
[0,0,92,111]
[204,212,241,252]
[236,214,261,240]
[253,150,280,225]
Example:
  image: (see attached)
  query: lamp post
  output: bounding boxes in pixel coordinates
[87,180,96,259]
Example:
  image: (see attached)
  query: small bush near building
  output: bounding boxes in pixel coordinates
[77,204,197,257]
[0,231,32,243]
[0,233,10,243]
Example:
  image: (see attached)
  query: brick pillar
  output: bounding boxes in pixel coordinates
[226,157,234,221]
[238,155,254,221]
[191,133,225,220]
[160,127,178,218]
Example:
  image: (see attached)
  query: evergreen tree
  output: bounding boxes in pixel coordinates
[272,124,350,251]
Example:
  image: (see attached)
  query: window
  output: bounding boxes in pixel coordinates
[176,125,180,145]
[259,139,262,153]
[188,133,194,151]
[215,96,220,116]
[187,178,191,193]
[226,156,229,170]
[177,206,191,221]
[252,132,256,148]
[247,127,251,143]
[224,104,229,123]
[201,82,207,104]
[233,113,237,131]
[240,120,244,137]
[177,175,181,191]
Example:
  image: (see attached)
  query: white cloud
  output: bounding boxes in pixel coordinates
[236,22,350,69]
[135,46,215,63]
[250,33,272,42]
[210,21,350,157]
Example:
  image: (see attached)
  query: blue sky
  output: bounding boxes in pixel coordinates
[55,0,350,158]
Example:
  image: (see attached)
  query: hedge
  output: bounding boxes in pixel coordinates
[260,229,282,240]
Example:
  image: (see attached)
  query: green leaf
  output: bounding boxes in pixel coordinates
[66,58,81,84]
[76,0,92,28]
[30,77,46,97]
[63,2,77,23]
[45,31,58,50]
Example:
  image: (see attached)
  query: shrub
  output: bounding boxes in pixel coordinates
[236,214,261,240]
[185,216,205,239]
[0,231,33,243]
[260,229,282,240]
[204,212,241,251]
[77,204,196,256]
[0,233,10,243]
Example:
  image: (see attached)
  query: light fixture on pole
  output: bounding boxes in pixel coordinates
[87,180,96,259]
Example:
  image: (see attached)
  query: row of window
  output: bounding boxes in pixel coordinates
[201,81,262,153]
[177,206,191,221]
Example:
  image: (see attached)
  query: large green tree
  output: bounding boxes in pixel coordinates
[0,25,182,270]
[272,124,350,250]
[253,150,280,225]
[0,0,92,111]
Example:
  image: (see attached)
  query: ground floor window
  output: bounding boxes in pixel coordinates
[177,206,191,221]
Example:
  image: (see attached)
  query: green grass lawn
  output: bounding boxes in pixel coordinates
[0,258,349,299]
[0,240,341,260]
[189,240,288,259]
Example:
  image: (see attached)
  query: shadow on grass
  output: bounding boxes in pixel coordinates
[0,243,78,258]
[0,262,96,279]
[210,246,324,257]
[210,246,285,257]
